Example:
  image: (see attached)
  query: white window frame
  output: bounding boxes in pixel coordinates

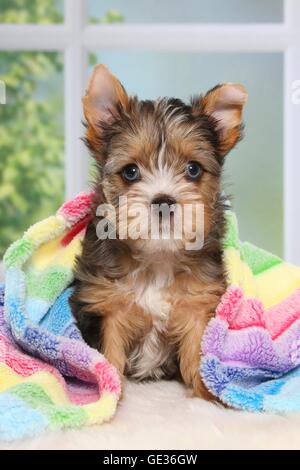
[0,0,299,263]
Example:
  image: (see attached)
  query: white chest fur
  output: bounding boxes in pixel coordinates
[136,277,171,320]
[125,265,176,380]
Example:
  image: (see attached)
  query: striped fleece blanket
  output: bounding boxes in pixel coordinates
[0,192,120,441]
[2,192,300,441]
[201,211,300,412]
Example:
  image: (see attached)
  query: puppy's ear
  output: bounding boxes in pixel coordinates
[83,64,129,130]
[195,83,248,156]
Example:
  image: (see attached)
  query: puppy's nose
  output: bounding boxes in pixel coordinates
[151,194,176,207]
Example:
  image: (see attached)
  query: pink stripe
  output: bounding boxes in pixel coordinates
[57,192,95,226]
[1,333,50,376]
[216,285,300,340]
[263,286,300,339]
[216,286,264,330]
[94,361,121,396]
[0,334,101,405]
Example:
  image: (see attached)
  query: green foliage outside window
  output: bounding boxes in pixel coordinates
[0,0,64,257]
[0,1,124,257]
[0,0,64,23]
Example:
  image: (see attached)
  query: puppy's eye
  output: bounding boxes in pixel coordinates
[122,164,140,183]
[186,161,203,180]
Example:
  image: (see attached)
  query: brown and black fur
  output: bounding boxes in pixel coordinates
[70,65,247,399]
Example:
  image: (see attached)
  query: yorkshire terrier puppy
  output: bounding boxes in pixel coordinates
[71,64,247,399]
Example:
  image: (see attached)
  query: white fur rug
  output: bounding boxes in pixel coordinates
[1,379,300,450]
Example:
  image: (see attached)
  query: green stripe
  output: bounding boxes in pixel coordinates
[10,383,87,428]
[11,382,53,406]
[240,241,282,276]
[223,211,240,250]
[47,406,87,428]
[3,237,34,269]
[26,265,73,302]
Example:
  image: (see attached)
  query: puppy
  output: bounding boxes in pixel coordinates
[71,64,247,399]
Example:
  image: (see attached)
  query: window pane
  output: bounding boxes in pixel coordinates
[0,51,64,257]
[88,0,283,24]
[0,0,64,24]
[88,51,283,256]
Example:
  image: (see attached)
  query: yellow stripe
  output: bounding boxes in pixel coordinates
[31,235,65,270]
[224,248,257,297]
[0,364,69,405]
[85,392,117,424]
[57,237,82,270]
[25,216,66,245]
[255,262,300,309]
[31,234,82,271]
[224,249,300,309]
[0,364,117,423]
